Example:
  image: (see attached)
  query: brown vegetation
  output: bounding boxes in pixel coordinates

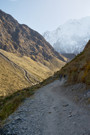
[0,49,65,97]
[58,40,90,86]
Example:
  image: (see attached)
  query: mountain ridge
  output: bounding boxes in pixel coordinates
[0,10,67,96]
[0,10,66,63]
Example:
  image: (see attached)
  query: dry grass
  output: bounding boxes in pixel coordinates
[0,54,30,97]
[0,49,65,97]
[0,49,52,80]
[58,40,90,85]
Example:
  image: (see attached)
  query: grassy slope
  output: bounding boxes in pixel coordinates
[0,49,65,122]
[0,49,65,75]
[0,49,65,97]
[58,40,90,85]
[0,54,30,97]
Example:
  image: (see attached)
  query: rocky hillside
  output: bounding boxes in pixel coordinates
[59,40,90,85]
[0,10,67,96]
[0,10,66,64]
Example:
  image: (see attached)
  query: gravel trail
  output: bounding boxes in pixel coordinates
[1,80,90,135]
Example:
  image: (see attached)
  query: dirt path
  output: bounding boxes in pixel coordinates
[1,80,90,135]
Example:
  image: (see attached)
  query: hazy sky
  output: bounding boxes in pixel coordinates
[0,0,90,33]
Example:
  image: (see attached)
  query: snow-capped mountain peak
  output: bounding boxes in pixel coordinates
[43,17,90,54]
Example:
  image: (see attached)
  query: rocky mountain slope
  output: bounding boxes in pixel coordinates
[0,10,67,96]
[0,10,66,64]
[43,17,90,54]
[59,40,90,85]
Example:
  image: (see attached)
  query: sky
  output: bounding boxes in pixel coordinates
[0,0,90,34]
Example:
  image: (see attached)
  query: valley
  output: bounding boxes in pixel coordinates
[0,9,90,135]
